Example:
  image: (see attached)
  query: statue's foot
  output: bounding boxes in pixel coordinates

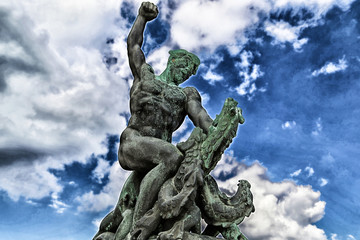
[158,221,184,240]
[160,198,182,219]
[130,221,156,240]
[94,232,115,240]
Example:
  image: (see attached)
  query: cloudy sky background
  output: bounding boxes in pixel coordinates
[0,0,359,239]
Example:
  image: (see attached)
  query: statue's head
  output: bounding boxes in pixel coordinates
[167,49,200,85]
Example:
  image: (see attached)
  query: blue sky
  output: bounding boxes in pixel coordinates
[0,0,359,239]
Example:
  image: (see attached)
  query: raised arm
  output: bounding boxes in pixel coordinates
[184,87,213,134]
[127,2,158,78]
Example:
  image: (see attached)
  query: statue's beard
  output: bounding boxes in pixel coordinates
[170,66,190,85]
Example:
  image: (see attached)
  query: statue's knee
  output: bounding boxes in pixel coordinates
[118,145,131,171]
[163,151,183,169]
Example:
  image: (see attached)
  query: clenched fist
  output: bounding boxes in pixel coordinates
[139,2,159,21]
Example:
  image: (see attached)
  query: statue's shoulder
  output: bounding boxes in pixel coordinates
[140,63,155,80]
[183,87,201,102]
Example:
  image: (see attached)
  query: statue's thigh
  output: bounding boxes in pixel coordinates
[119,128,182,172]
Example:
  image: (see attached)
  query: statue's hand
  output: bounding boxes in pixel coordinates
[139,2,158,21]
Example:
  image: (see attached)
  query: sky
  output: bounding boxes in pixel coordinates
[0,0,359,239]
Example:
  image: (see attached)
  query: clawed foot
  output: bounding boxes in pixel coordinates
[160,173,198,219]
[157,221,184,240]
[159,197,183,219]
[130,207,160,240]
[131,228,152,240]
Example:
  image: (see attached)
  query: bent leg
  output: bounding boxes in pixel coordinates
[118,128,183,172]
[118,128,184,224]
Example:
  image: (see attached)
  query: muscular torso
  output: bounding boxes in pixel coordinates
[127,64,188,142]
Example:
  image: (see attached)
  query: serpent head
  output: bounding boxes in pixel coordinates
[202,98,244,174]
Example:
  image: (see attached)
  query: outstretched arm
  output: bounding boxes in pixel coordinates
[127,2,158,78]
[184,87,213,134]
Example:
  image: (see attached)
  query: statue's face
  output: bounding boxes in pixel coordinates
[168,56,197,85]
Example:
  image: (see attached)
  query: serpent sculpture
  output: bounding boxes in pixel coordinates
[94,98,254,240]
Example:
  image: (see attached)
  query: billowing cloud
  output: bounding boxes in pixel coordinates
[77,151,327,238]
[264,20,309,51]
[163,0,355,53]
[0,1,130,201]
[212,154,326,240]
[76,162,131,212]
[92,158,112,184]
[235,51,265,99]
[312,56,348,76]
[203,69,224,85]
[0,0,355,222]
[167,0,263,53]
[0,158,63,201]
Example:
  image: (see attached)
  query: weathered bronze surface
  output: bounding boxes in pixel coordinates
[93,2,254,239]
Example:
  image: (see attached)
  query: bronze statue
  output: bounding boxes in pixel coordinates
[93,2,254,240]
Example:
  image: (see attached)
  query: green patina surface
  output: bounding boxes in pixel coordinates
[92,2,254,240]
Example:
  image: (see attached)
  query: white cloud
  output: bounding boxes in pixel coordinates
[319,178,329,187]
[203,69,224,85]
[162,0,355,54]
[68,181,76,186]
[200,53,225,85]
[49,193,69,214]
[146,45,172,75]
[347,235,357,240]
[76,162,131,212]
[312,118,323,136]
[305,166,315,177]
[26,199,38,206]
[0,1,130,201]
[92,217,103,230]
[264,20,309,51]
[290,169,302,177]
[331,233,339,240]
[282,121,297,130]
[199,92,210,106]
[173,117,191,138]
[293,38,309,51]
[92,158,112,184]
[0,0,355,212]
[235,51,264,99]
[167,0,263,53]
[212,154,326,240]
[0,158,63,201]
[312,56,348,76]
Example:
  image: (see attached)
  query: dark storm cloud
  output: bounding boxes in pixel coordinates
[0,147,47,167]
[0,8,46,92]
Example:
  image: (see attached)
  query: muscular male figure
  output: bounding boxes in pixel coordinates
[118,1,213,227]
